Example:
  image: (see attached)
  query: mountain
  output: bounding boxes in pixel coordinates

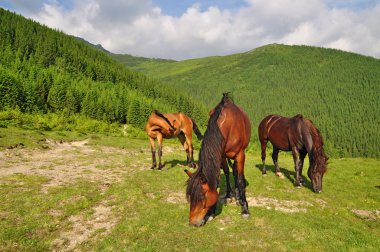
[72,36,110,53]
[113,44,380,158]
[0,8,208,129]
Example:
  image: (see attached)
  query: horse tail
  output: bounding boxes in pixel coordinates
[303,118,328,173]
[153,110,176,131]
[191,118,203,140]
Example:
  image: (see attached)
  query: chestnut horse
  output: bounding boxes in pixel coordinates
[258,114,328,193]
[185,93,251,226]
[145,110,203,170]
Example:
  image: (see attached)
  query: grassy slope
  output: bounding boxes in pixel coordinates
[113,44,380,158]
[0,128,379,251]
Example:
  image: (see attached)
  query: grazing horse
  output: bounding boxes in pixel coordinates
[145,110,203,170]
[185,93,251,226]
[258,114,328,193]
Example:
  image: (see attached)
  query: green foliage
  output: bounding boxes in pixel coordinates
[0,109,121,134]
[0,8,207,130]
[121,44,380,158]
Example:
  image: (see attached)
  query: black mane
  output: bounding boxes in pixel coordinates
[186,93,231,205]
[153,110,176,130]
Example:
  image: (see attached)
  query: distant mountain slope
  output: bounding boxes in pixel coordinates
[114,44,380,158]
[0,8,208,128]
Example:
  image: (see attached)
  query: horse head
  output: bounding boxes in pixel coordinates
[308,155,328,193]
[185,170,218,227]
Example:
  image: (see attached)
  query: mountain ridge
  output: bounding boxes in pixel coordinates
[112,43,380,158]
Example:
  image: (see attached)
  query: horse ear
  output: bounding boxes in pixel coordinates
[184,169,193,177]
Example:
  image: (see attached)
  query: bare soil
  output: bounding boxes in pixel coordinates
[0,139,148,251]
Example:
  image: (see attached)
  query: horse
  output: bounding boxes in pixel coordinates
[258,114,328,193]
[145,110,203,170]
[185,93,251,227]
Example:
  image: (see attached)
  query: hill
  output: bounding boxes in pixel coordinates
[113,44,380,158]
[0,8,208,130]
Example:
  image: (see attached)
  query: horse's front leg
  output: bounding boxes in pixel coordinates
[186,133,196,168]
[292,147,302,187]
[149,137,156,170]
[157,134,164,170]
[299,150,307,185]
[236,152,249,218]
[260,140,267,175]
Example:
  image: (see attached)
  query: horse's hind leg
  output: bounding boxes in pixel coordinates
[260,141,268,175]
[272,147,282,176]
[185,131,196,168]
[232,160,240,203]
[221,158,233,204]
[178,132,192,167]
[236,151,249,218]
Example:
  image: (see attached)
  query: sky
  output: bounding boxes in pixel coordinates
[2,0,380,60]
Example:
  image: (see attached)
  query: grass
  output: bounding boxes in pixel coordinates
[0,127,379,251]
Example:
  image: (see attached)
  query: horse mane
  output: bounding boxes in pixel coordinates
[186,93,230,205]
[153,110,176,130]
[302,117,328,174]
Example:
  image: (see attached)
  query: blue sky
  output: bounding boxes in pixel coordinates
[152,0,248,16]
[2,0,380,60]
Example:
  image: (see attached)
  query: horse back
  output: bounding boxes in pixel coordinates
[145,112,179,138]
[219,102,251,158]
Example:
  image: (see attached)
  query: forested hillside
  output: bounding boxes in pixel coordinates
[0,8,208,130]
[114,44,380,158]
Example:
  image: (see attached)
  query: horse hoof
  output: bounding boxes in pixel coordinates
[220,196,233,205]
[241,213,250,219]
[262,173,267,177]
[276,172,284,178]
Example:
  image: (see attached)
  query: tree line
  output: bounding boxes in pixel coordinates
[123,44,380,158]
[0,8,208,131]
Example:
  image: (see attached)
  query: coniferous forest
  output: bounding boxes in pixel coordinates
[0,8,208,131]
[115,45,380,158]
[1,8,380,158]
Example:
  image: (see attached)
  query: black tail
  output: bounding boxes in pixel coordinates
[153,110,176,130]
[191,118,203,140]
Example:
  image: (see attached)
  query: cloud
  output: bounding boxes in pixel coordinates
[17,0,380,60]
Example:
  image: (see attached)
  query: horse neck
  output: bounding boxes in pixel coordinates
[306,121,327,173]
[196,96,228,190]
[153,111,176,130]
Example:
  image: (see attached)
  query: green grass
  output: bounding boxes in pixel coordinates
[0,127,379,251]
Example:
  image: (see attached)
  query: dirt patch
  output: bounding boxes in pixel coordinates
[51,200,119,251]
[0,139,147,251]
[247,196,313,213]
[352,209,379,221]
[166,191,187,204]
[0,139,149,192]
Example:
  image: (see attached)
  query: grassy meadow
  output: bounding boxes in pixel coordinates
[0,127,379,251]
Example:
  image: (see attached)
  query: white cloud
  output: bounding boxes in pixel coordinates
[19,0,380,60]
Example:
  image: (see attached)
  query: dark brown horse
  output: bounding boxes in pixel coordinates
[145,111,203,170]
[258,114,328,193]
[185,93,251,226]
